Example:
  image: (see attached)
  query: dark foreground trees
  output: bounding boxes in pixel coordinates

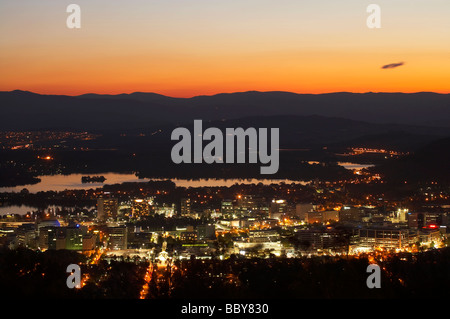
[1,247,449,299]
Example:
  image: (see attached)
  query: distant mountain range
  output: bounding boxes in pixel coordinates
[135,115,449,151]
[1,90,449,183]
[1,90,449,131]
[1,90,449,152]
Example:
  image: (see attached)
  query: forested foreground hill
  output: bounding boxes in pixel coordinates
[1,247,450,299]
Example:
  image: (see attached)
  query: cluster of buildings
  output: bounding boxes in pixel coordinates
[0,219,98,251]
[0,192,448,260]
[97,195,176,221]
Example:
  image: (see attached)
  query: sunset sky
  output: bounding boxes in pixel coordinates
[0,0,449,97]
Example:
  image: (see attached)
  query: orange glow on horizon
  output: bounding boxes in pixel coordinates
[1,1,449,98]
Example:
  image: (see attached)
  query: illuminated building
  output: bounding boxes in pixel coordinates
[107,226,128,250]
[234,230,283,256]
[306,211,339,224]
[132,198,154,219]
[127,231,152,249]
[82,234,97,250]
[294,203,317,220]
[180,198,192,216]
[419,226,441,246]
[357,228,409,250]
[408,212,444,229]
[97,196,119,221]
[154,203,176,218]
[221,200,234,217]
[294,228,344,251]
[38,226,58,250]
[339,206,362,222]
[180,231,198,243]
[55,225,86,251]
[37,219,61,233]
[269,199,288,219]
[16,223,36,249]
[306,212,323,224]
[237,195,268,218]
[391,208,409,223]
[248,229,280,243]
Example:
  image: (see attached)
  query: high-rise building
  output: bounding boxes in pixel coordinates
[237,195,268,217]
[16,223,36,249]
[97,196,119,221]
[269,199,288,219]
[38,226,58,250]
[221,200,234,217]
[107,226,128,250]
[55,225,87,250]
[132,198,154,219]
[181,198,192,216]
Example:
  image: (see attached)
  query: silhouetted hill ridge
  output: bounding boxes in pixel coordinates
[1,90,449,130]
[375,137,450,182]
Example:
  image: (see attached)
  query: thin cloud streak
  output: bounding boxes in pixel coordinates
[381,62,405,69]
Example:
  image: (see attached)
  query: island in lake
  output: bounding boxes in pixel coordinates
[81,175,106,184]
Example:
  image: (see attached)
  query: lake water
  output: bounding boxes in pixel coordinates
[0,161,372,194]
[337,162,375,170]
[0,173,148,193]
[0,172,309,194]
[0,205,39,216]
[0,173,308,215]
[0,204,80,216]
[0,162,370,214]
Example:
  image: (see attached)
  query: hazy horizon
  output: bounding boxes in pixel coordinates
[3,89,450,99]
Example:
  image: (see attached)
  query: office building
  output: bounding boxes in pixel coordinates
[181,198,192,216]
[295,203,317,220]
[197,224,216,240]
[221,200,234,217]
[56,225,87,250]
[269,199,288,219]
[107,226,128,250]
[132,198,154,219]
[339,206,362,222]
[97,196,119,221]
[16,223,36,249]
[358,228,409,250]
